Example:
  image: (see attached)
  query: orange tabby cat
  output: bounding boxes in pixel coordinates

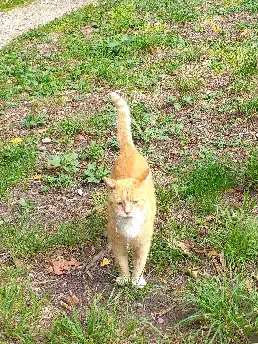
[104,92,156,288]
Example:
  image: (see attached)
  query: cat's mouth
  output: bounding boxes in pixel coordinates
[117,213,133,218]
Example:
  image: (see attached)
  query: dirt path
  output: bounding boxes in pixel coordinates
[0,0,94,49]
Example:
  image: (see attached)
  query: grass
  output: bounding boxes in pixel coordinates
[48,297,149,344]
[0,138,37,199]
[0,267,44,343]
[181,271,258,343]
[0,212,106,258]
[0,0,258,342]
[209,200,258,263]
[179,154,239,212]
[0,0,33,12]
[247,149,258,185]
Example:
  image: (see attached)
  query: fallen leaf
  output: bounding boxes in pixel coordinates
[193,248,207,255]
[245,279,253,293]
[174,240,193,254]
[13,257,24,268]
[208,249,219,258]
[75,134,86,142]
[100,257,110,267]
[33,174,42,181]
[42,137,52,144]
[191,270,199,279]
[10,137,23,143]
[60,300,72,311]
[212,258,224,276]
[50,257,82,275]
[218,252,226,270]
[80,162,88,169]
[205,215,214,223]
[65,294,80,307]
[213,26,222,33]
[198,227,207,236]
[240,28,252,38]
[37,128,47,134]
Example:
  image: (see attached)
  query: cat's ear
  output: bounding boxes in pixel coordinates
[137,168,151,184]
[103,177,116,189]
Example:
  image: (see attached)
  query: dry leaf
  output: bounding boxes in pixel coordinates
[191,270,199,279]
[33,174,42,181]
[65,294,80,307]
[13,258,24,268]
[50,257,82,275]
[10,137,23,143]
[240,28,252,38]
[205,215,214,223]
[193,248,207,255]
[75,134,86,142]
[213,26,222,33]
[60,300,72,311]
[174,240,193,254]
[100,257,110,267]
[208,249,219,257]
[37,128,47,134]
[245,279,253,292]
[218,252,226,270]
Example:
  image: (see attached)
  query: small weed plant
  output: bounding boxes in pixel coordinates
[83,163,109,183]
[21,113,47,129]
[43,153,79,189]
[80,141,104,162]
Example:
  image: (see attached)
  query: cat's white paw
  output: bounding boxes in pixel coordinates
[116,276,130,286]
[132,276,147,288]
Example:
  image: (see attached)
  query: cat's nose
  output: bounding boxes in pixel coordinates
[124,203,131,215]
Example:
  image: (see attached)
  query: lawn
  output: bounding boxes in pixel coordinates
[0,0,33,12]
[0,0,258,343]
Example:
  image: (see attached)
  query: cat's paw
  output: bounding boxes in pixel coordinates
[116,276,130,286]
[132,276,147,288]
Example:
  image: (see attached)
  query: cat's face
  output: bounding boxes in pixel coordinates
[105,178,147,218]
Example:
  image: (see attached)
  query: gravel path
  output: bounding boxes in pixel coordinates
[0,0,95,49]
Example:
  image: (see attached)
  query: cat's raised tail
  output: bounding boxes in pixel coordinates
[110,92,134,150]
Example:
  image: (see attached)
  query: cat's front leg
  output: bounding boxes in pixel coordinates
[108,231,130,285]
[132,239,152,288]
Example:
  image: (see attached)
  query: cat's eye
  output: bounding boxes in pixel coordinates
[117,201,123,206]
[133,200,138,204]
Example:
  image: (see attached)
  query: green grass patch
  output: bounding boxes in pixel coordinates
[0,138,37,199]
[247,149,258,186]
[0,212,106,258]
[0,0,33,12]
[48,297,147,344]
[0,0,199,102]
[149,224,193,272]
[208,0,258,15]
[209,202,258,263]
[181,272,258,343]
[0,268,45,343]
[179,155,239,212]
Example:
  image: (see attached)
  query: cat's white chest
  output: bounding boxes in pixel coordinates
[116,210,145,239]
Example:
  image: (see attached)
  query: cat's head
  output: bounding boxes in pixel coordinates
[104,169,151,218]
